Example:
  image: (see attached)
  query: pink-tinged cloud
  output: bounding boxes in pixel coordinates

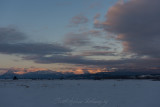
[70,14,88,25]
[101,0,160,58]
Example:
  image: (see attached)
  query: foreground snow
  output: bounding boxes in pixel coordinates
[0,80,160,107]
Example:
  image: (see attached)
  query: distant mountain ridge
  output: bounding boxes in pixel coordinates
[0,70,74,79]
[0,69,160,80]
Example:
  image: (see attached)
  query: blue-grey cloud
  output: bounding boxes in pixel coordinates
[64,30,103,47]
[0,43,71,55]
[0,27,71,55]
[81,51,115,56]
[0,27,26,43]
[64,32,91,46]
[92,46,111,50]
[22,53,160,69]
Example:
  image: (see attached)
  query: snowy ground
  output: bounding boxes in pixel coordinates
[0,79,160,107]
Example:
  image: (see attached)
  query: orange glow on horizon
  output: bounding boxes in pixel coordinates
[9,67,49,75]
[6,66,113,75]
[57,67,113,74]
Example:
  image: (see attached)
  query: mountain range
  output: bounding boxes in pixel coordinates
[0,69,160,80]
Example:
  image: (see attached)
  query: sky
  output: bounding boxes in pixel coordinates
[0,0,160,74]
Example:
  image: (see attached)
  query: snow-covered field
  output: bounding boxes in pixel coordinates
[0,80,160,107]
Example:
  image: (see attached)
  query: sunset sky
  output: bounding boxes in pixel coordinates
[0,0,160,74]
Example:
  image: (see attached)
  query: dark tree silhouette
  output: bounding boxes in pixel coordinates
[13,76,18,80]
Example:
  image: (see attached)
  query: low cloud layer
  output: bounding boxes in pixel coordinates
[0,27,71,55]
[0,43,71,55]
[22,53,160,70]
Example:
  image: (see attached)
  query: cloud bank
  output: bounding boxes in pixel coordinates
[0,27,71,56]
[101,0,160,58]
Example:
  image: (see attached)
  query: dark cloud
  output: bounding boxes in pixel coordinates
[0,27,26,43]
[81,51,115,56]
[92,46,111,50]
[0,43,71,55]
[70,14,88,25]
[22,54,160,69]
[0,27,71,56]
[23,55,84,64]
[101,0,160,58]
[64,30,103,47]
[64,32,91,46]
